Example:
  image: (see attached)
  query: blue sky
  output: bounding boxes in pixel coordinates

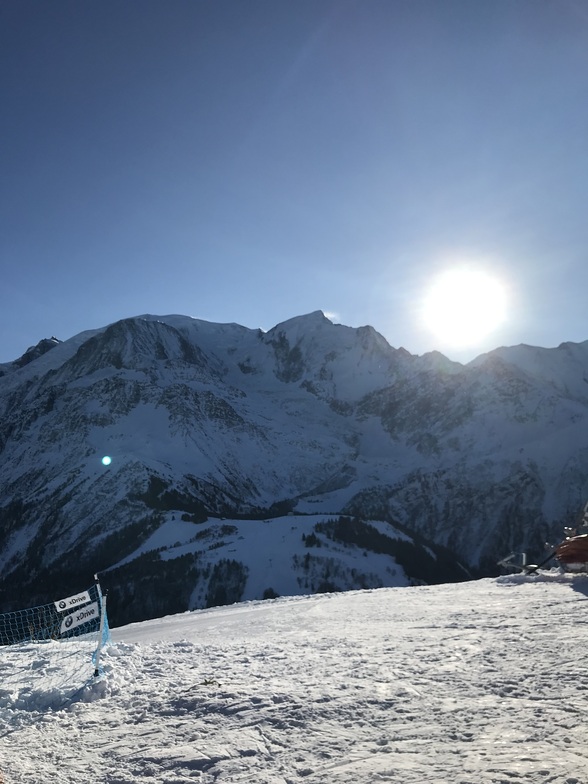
[2,0,588,364]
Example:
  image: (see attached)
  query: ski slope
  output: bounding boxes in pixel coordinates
[1,575,588,783]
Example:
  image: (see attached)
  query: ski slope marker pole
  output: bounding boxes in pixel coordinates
[94,574,107,677]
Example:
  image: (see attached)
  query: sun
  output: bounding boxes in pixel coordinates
[421,267,508,349]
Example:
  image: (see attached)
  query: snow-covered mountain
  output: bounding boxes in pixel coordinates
[2,311,588,623]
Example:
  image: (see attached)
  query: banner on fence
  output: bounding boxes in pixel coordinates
[54,591,91,612]
[60,602,99,634]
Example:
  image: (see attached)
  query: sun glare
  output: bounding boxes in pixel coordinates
[421,267,508,349]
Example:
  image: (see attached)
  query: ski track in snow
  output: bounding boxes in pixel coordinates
[1,576,588,783]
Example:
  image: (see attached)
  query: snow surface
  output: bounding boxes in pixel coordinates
[1,575,588,783]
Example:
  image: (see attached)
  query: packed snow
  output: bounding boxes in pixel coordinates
[1,574,588,783]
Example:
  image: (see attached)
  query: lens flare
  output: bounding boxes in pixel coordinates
[101,456,112,466]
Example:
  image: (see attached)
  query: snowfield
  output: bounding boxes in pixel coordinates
[1,575,588,783]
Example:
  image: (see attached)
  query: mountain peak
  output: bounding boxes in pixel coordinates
[269,311,332,335]
[13,336,61,368]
